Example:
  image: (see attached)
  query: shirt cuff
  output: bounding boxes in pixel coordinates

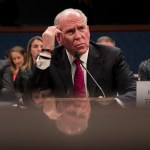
[36,53,51,70]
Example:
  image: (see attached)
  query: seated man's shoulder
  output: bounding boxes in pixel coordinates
[0,59,10,68]
[140,59,150,67]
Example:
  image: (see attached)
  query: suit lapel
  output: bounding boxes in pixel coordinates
[54,50,74,97]
[87,44,104,97]
[52,44,104,97]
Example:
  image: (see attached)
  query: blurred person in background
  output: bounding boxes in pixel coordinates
[138,58,150,81]
[8,45,26,81]
[0,59,14,101]
[8,45,26,104]
[96,36,116,47]
[16,36,43,106]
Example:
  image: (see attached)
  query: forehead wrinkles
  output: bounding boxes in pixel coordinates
[59,14,85,30]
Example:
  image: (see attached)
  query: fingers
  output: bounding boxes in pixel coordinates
[42,26,62,37]
[42,26,62,50]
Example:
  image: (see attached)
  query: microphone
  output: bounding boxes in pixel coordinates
[74,52,106,98]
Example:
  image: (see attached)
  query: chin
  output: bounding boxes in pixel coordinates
[77,49,87,55]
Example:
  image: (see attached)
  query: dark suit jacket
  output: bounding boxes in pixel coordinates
[14,68,30,102]
[27,41,136,105]
[138,58,150,81]
[0,59,14,101]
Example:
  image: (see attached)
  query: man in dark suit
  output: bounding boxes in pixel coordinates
[0,59,14,101]
[27,8,136,107]
[138,59,150,81]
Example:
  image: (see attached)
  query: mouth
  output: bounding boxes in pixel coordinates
[75,43,85,49]
[17,64,22,67]
[76,43,84,46]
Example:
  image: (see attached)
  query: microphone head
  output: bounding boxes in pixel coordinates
[74,52,80,59]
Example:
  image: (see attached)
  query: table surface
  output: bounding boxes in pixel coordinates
[0,98,150,150]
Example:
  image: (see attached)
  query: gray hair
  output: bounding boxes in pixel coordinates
[54,8,87,26]
[96,36,115,45]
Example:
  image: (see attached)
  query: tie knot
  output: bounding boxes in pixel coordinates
[74,59,81,66]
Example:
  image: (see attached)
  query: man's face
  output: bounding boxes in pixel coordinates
[58,13,90,56]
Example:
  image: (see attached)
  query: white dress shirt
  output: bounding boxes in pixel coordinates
[66,49,89,97]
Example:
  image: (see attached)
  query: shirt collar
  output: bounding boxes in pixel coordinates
[66,49,89,65]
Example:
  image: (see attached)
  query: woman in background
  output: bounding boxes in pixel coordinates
[8,45,26,81]
[15,36,43,106]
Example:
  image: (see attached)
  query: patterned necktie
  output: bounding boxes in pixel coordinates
[73,59,86,97]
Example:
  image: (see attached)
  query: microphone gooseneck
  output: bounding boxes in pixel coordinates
[74,52,106,98]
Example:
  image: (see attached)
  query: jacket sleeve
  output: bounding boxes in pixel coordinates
[22,65,51,106]
[0,62,15,101]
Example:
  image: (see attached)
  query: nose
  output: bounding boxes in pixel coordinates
[37,47,42,53]
[15,59,20,64]
[74,30,81,39]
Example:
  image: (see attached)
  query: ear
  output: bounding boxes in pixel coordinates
[56,33,63,45]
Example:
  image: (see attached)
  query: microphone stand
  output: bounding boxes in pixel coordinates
[80,63,106,98]
[75,52,106,98]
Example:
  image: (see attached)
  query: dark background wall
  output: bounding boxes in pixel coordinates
[0,0,150,26]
